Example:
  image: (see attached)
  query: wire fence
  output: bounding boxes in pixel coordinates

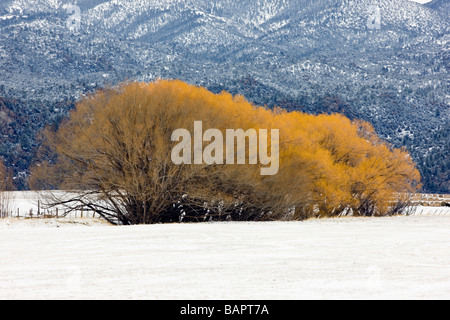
[2,201,101,220]
[1,191,450,221]
[408,206,450,216]
[0,191,106,220]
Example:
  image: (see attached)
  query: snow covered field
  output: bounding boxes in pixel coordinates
[1,215,450,300]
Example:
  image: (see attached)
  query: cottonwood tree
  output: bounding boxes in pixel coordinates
[30,80,421,224]
[30,81,291,224]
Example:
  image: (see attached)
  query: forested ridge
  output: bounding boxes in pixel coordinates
[0,0,448,192]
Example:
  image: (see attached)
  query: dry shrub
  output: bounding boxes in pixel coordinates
[29,80,421,224]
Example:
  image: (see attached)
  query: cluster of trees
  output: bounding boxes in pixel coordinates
[0,97,74,190]
[30,80,421,225]
[0,159,14,218]
[406,125,449,194]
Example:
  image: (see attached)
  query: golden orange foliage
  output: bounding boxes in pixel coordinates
[30,80,421,224]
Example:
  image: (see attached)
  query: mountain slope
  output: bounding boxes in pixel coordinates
[0,0,448,192]
[426,0,450,19]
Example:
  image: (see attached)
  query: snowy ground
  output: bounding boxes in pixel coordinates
[1,215,450,300]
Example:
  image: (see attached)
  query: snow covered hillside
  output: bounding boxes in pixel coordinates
[0,0,449,193]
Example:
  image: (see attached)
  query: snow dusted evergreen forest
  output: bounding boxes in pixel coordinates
[0,0,448,192]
